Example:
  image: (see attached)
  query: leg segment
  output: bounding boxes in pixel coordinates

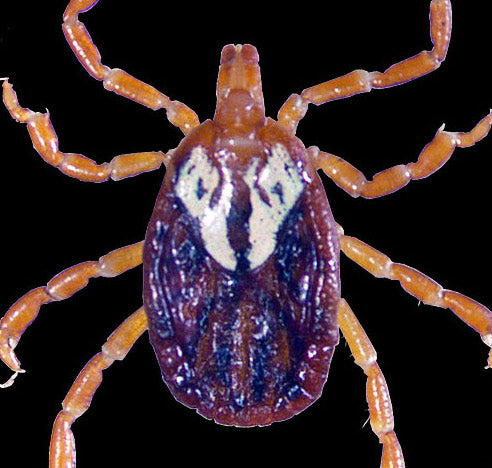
[49,307,148,468]
[278,0,452,133]
[312,111,492,198]
[340,234,492,367]
[0,241,143,383]
[2,80,168,182]
[62,0,199,135]
[338,299,405,468]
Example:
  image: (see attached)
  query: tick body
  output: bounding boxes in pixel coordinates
[1,1,492,467]
[144,46,340,425]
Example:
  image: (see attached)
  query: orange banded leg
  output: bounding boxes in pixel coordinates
[50,307,148,468]
[2,80,167,182]
[278,0,452,133]
[0,241,143,384]
[340,234,492,368]
[62,0,199,134]
[312,111,492,198]
[338,299,405,468]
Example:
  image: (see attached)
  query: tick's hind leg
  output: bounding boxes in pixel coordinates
[278,0,451,134]
[338,299,405,468]
[63,0,199,135]
[0,241,143,383]
[49,307,148,468]
[340,234,492,367]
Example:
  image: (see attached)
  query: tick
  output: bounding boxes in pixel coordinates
[1,1,491,467]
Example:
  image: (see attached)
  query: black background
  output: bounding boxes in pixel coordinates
[0,1,491,467]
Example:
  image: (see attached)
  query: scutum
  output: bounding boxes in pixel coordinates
[175,143,305,272]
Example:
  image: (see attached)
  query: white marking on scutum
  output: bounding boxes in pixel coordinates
[245,144,304,270]
[176,144,304,272]
[175,146,237,270]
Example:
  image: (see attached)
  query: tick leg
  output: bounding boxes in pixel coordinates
[49,307,147,468]
[338,298,405,468]
[62,0,199,135]
[340,234,492,368]
[310,111,492,198]
[2,80,169,182]
[278,0,451,133]
[0,241,143,384]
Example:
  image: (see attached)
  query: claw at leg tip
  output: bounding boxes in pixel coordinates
[0,370,24,389]
[0,346,23,375]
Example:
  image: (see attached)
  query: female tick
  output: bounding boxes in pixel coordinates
[1,1,491,467]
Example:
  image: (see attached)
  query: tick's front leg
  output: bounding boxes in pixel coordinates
[63,0,199,134]
[278,0,452,133]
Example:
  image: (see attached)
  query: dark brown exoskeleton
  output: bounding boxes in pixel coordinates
[143,45,341,426]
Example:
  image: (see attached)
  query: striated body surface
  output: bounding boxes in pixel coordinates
[143,103,341,425]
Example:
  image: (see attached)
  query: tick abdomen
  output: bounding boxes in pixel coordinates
[143,131,340,425]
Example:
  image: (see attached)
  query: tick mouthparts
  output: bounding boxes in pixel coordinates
[220,44,259,65]
[217,44,262,96]
[215,44,264,127]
